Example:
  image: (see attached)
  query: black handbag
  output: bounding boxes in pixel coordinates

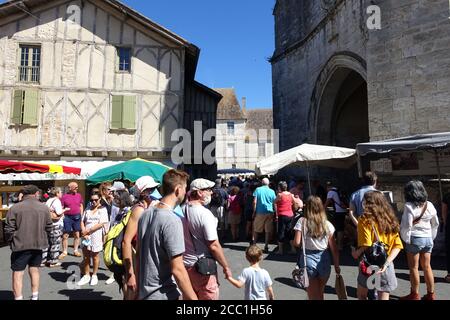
[195,256,217,275]
[363,225,388,268]
[185,205,217,276]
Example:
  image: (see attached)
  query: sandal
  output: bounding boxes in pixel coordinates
[58,252,67,260]
[73,251,82,257]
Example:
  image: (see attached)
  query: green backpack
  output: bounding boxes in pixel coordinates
[103,209,132,274]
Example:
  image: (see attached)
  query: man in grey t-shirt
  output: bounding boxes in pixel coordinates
[183,179,232,300]
[137,170,197,300]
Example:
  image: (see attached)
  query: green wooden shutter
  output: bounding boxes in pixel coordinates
[122,96,136,129]
[22,89,39,125]
[111,95,123,129]
[11,90,24,124]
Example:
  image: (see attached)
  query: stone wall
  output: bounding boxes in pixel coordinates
[272,0,450,150]
[367,0,450,141]
[272,0,367,151]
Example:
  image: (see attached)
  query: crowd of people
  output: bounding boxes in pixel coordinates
[3,169,450,301]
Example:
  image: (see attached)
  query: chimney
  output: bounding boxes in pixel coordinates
[241,97,247,113]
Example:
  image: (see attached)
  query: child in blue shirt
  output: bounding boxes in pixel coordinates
[227,245,274,300]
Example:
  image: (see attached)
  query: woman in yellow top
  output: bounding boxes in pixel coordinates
[351,191,403,300]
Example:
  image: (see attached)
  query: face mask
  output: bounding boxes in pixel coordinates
[203,194,212,206]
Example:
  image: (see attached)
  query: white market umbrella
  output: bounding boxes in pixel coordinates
[256,143,357,193]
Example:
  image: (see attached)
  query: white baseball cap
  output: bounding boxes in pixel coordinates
[109,181,126,191]
[190,178,215,191]
[135,176,159,192]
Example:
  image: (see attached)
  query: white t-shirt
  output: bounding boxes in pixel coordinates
[327,189,347,213]
[238,267,272,300]
[182,203,219,267]
[294,218,335,251]
[46,197,64,227]
[400,201,439,243]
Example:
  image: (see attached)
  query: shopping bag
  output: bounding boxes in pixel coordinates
[335,274,348,300]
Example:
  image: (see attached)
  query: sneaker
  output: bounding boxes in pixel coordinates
[421,292,436,301]
[77,275,91,286]
[90,275,98,286]
[105,277,115,285]
[400,291,420,300]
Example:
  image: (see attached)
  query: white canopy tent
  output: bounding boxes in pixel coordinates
[255,143,357,193]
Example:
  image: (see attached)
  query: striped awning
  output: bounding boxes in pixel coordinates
[0,160,81,175]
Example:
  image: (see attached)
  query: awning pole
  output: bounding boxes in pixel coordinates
[434,149,444,205]
[306,161,312,196]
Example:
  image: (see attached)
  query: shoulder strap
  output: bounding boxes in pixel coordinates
[413,202,428,225]
[372,224,381,243]
[301,218,307,265]
[184,204,198,254]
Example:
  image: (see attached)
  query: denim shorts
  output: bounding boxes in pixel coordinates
[404,236,433,254]
[63,214,81,233]
[298,249,331,279]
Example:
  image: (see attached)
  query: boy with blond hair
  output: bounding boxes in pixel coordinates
[227,245,274,300]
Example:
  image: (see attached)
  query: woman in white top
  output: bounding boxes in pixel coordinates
[77,194,109,287]
[293,196,340,300]
[400,180,439,300]
[42,187,69,267]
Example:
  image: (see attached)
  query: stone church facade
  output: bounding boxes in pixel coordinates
[272,0,450,152]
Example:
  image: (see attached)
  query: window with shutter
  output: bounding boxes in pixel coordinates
[110,95,136,130]
[122,96,136,129]
[11,90,39,125]
[111,95,123,129]
[11,90,24,124]
[23,90,39,125]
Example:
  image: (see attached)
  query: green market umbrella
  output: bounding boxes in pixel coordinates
[86,158,172,185]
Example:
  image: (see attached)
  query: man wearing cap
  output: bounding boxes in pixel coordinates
[252,178,277,253]
[182,178,232,300]
[60,182,84,259]
[122,176,160,300]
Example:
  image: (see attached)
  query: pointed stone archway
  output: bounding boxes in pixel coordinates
[310,52,369,147]
[309,53,369,191]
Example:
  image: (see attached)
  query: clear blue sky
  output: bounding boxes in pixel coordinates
[124,0,275,109]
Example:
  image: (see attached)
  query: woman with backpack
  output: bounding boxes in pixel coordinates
[400,180,439,300]
[351,191,403,300]
[293,196,340,300]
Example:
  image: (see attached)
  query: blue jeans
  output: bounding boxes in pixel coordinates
[298,249,331,279]
[404,236,433,254]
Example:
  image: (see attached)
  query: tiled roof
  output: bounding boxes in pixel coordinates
[245,109,273,130]
[214,88,246,120]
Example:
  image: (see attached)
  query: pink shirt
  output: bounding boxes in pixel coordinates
[276,193,294,217]
[61,193,83,216]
